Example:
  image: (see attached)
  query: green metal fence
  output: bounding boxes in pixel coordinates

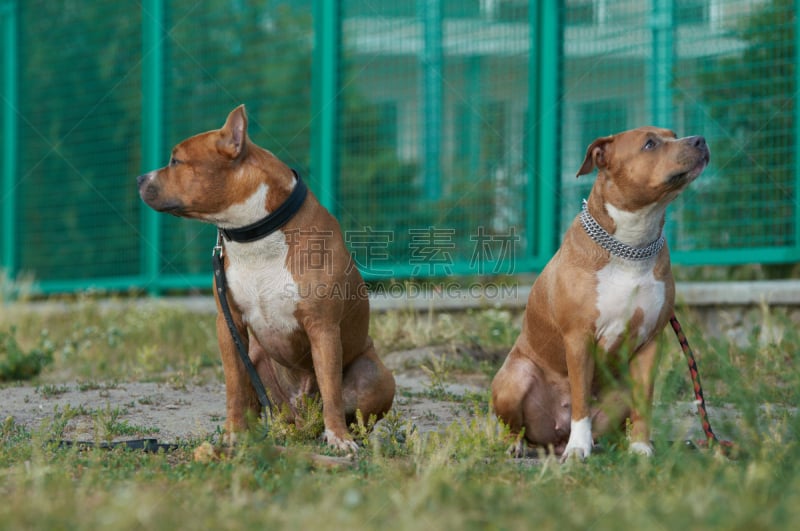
[0,0,798,295]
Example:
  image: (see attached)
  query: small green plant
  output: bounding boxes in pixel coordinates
[349,409,379,447]
[46,403,90,440]
[2,416,30,444]
[367,407,419,458]
[263,395,326,446]
[0,327,53,382]
[137,395,157,405]
[36,384,70,398]
[93,404,158,441]
[76,381,118,392]
[420,353,453,399]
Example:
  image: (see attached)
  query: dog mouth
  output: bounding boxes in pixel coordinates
[139,189,186,216]
[157,203,187,216]
[666,153,709,188]
[138,178,187,216]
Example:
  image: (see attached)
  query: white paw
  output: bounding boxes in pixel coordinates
[562,417,593,461]
[223,431,239,447]
[323,429,359,453]
[629,441,654,457]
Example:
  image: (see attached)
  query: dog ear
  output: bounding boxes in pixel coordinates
[576,135,613,177]
[218,105,248,159]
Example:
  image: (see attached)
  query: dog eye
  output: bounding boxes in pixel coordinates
[169,156,181,167]
[643,139,656,151]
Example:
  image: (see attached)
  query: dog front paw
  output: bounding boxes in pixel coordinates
[323,429,359,453]
[508,438,526,458]
[629,441,654,457]
[561,417,593,462]
[222,430,239,447]
[561,444,592,462]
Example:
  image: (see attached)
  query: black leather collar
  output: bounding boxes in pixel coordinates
[218,170,308,243]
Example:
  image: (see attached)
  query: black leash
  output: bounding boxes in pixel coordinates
[209,169,309,419]
[53,438,179,452]
[212,240,272,413]
[49,173,307,451]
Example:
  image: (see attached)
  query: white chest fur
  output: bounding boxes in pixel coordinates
[594,256,664,349]
[225,232,300,344]
[594,201,667,349]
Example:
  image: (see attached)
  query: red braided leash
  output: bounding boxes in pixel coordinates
[669,314,736,455]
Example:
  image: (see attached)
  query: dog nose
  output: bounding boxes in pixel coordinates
[687,136,706,149]
[136,173,150,187]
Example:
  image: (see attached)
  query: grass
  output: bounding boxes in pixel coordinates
[1,296,799,529]
[0,295,219,384]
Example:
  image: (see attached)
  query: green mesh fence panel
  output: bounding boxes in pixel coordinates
[560,0,798,263]
[338,0,533,278]
[671,0,797,256]
[155,0,313,287]
[1,1,798,294]
[16,2,142,284]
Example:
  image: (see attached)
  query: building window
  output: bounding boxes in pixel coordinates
[566,0,595,25]
[376,102,398,150]
[677,0,709,24]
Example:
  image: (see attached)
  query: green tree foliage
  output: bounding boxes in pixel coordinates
[679,0,795,251]
[17,2,141,281]
[13,0,417,285]
[0,327,53,382]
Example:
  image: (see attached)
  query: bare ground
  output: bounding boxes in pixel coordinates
[1,346,740,448]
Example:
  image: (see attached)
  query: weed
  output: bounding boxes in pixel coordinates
[77,380,105,391]
[45,403,90,440]
[349,409,379,447]
[36,383,70,398]
[1,416,29,444]
[369,407,419,458]
[263,395,326,446]
[0,327,54,382]
[137,395,157,406]
[92,404,158,441]
[420,353,454,399]
[1,300,800,528]
[167,371,188,390]
[1,299,218,382]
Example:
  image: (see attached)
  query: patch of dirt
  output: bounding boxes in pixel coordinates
[1,347,491,445]
[1,381,227,443]
[1,346,750,448]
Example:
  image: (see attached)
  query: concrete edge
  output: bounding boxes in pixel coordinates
[5,280,798,315]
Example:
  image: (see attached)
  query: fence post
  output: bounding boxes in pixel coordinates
[312,0,339,215]
[1,0,17,284]
[532,0,560,264]
[141,0,164,295]
[418,0,442,200]
[649,0,674,128]
[795,0,800,259]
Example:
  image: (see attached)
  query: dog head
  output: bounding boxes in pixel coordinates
[137,105,292,227]
[576,126,710,211]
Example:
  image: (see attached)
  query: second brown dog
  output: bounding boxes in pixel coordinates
[492,126,709,459]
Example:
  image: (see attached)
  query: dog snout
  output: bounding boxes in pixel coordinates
[687,135,706,149]
[137,172,152,188]
[137,172,161,204]
[684,135,710,163]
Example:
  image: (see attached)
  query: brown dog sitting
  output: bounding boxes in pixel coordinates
[492,127,709,459]
[137,105,395,451]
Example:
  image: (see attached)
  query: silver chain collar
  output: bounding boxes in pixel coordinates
[579,200,665,261]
